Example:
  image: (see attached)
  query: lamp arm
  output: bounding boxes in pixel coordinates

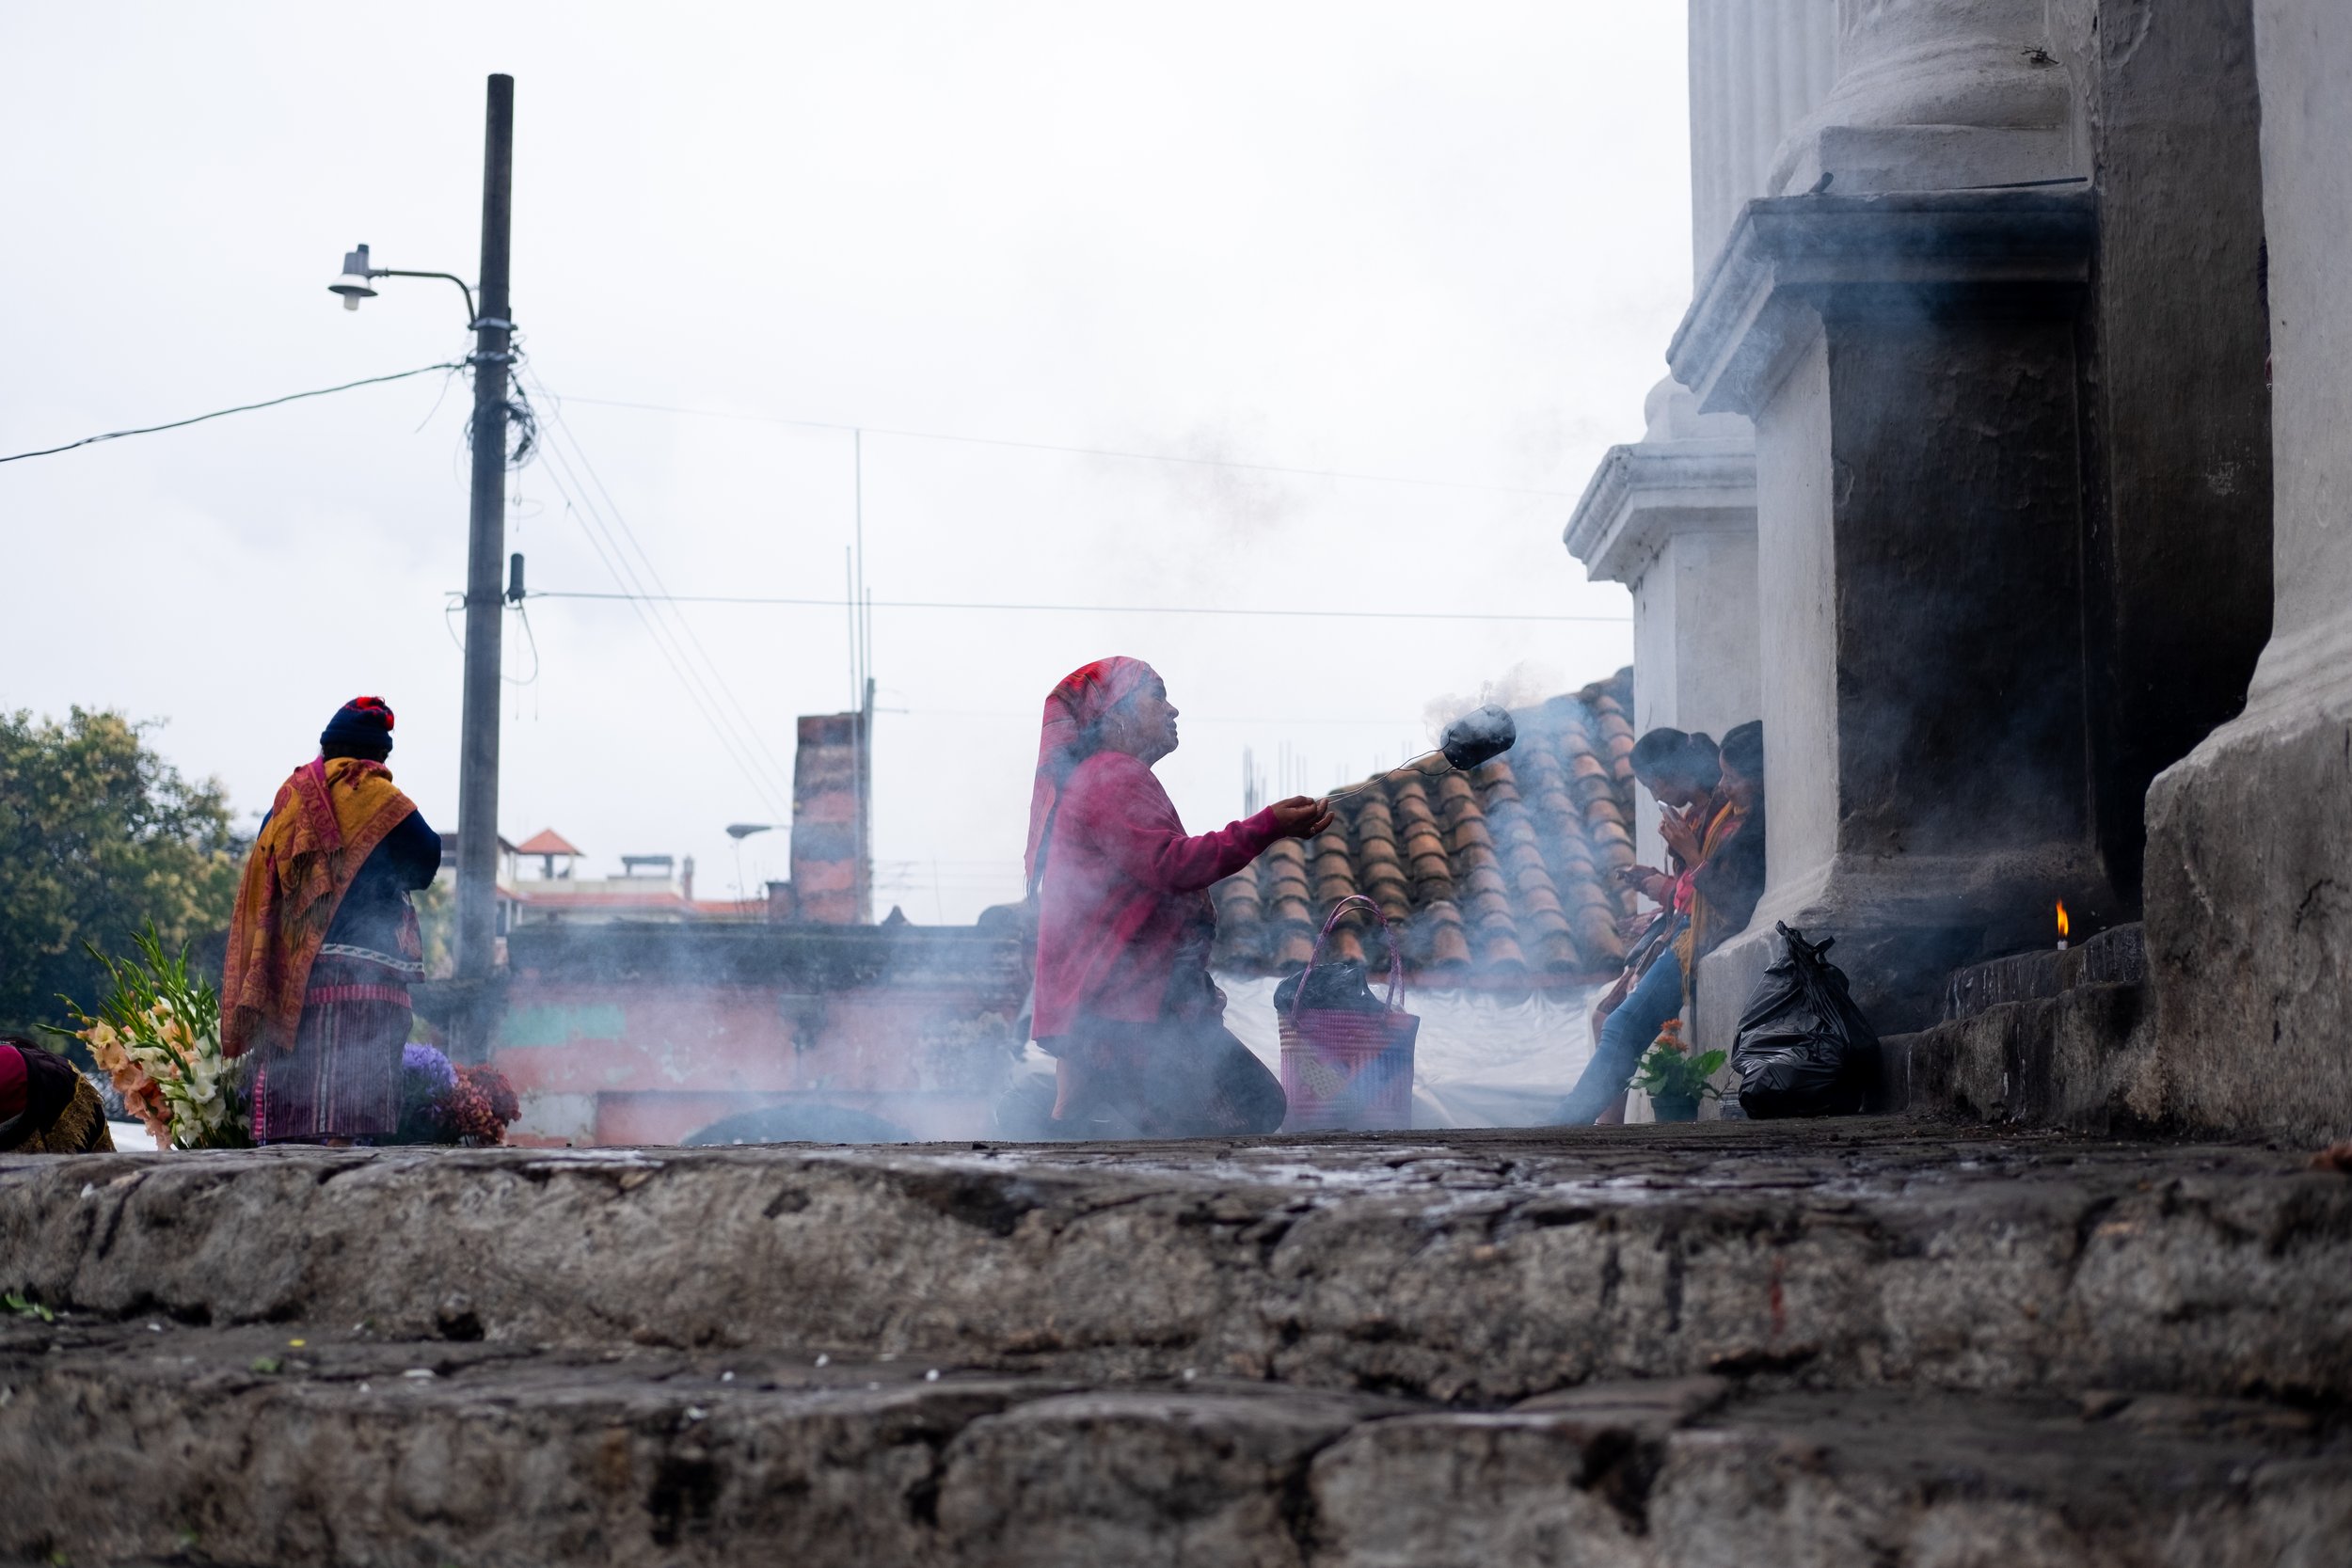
[373,268,479,325]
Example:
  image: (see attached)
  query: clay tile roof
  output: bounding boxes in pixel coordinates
[516,829,583,857]
[1213,668,1638,988]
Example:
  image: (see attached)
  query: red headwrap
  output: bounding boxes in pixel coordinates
[1025,657,1157,891]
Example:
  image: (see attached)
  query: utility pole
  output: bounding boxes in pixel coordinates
[454,73,516,1027]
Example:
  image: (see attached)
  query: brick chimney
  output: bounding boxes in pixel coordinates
[788,711,870,924]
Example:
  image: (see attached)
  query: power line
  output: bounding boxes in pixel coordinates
[523,589,1626,626]
[549,392,1580,499]
[0,362,464,465]
[527,371,801,795]
[525,400,798,822]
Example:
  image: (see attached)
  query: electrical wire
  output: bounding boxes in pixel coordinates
[522,589,1625,625]
[551,392,1581,499]
[526,372,801,795]
[0,362,465,465]
[541,465,796,824]
[525,392,797,820]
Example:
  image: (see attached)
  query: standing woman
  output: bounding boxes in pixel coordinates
[1026,657,1328,1138]
[221,697,441,1144]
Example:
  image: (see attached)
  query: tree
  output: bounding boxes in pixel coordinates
[0,708,241,1035]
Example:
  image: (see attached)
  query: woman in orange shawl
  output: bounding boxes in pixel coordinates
[222,697,440,1144]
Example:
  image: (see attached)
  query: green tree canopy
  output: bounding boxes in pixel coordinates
[0,708,241,1034]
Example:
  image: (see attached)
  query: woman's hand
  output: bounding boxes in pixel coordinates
[1269,796,1334,839]
[1616,863,1676,906]
[1658,810,1703,865]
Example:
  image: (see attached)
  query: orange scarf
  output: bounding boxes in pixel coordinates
[220,756,416,1057]
[1673,799,1748,983]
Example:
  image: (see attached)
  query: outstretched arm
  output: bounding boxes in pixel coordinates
[1074,759,1327,893]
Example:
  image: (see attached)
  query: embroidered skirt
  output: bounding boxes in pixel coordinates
[252,952,413,1144]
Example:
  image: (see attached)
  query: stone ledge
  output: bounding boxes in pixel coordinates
[8,1124,2351,1406]
[1884,982,2163,1133]
[3,1322,2343,1567]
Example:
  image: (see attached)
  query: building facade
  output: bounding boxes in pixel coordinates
[1568,0,2343,1137]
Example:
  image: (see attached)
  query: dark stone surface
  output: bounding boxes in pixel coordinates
[8,1123,2352,1407]
[2051,0,2276,911]
[1889,980,2160,1132]
[1942,921,2147,1021]
[10,1125,2352,1562]
[4,1320,2344,1567]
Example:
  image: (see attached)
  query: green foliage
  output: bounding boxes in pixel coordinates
[1631,1043,1727,1105]
[4,1291,56,1322]
[0,708,241,1036]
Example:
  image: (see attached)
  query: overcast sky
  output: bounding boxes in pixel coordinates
[2,3,1690,920]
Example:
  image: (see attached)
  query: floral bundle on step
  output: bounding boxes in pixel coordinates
[56,926,247,1150]
[397,1044,519,1146]
[1631,1019,1726,1109]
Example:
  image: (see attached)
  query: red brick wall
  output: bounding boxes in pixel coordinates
[790,712,869,924]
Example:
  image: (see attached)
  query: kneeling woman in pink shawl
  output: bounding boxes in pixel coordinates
[1026,657,1329,1137]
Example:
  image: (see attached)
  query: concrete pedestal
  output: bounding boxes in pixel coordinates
[2141,0,2352,1142]
[1673,192,2117,1038]
[1565,380,1759,867]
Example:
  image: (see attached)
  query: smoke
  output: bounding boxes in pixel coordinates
[1422,659,1562,739]
[1151,416,1311,540]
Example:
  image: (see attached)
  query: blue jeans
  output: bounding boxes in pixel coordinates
[1556,945,1685,1124]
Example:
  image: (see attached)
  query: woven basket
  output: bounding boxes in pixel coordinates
[1278,895,1420,1132]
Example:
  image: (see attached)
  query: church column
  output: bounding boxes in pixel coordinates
[1670,0,2106,1041]
[1688,0,1841,282]
[2142,0,2352,1140]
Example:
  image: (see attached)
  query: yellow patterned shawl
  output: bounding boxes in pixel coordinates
[220,756,415,1058]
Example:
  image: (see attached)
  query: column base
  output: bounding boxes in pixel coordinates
[2142,612,2352,1141]
[1693,840,2114,1053]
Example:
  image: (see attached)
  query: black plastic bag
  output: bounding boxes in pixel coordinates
[1729,923,1879,1118]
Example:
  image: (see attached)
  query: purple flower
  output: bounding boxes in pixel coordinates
[402,1043,457,1095]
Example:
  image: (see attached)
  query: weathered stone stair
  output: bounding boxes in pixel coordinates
[6,1120,2350,1564]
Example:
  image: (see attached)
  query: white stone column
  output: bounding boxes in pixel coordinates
[1771,0,2077,197]
[1564,380,1759,869]
[2141,0,2352,1140]
[1670,0,2116,1051]
[1688,0,1841,283]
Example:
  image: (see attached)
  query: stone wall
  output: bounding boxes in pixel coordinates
[2141,0,2352,1143]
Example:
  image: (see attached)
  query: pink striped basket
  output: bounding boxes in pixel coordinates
[1278,896,1421,1132]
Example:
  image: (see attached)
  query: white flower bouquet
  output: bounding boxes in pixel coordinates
[56,927,248,1150]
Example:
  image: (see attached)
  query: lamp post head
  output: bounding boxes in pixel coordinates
[725,823,775,841]
[329,244,379,310]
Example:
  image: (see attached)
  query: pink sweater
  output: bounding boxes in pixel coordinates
[1032,752,1279,1038]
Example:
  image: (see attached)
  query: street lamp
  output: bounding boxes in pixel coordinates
[326,241,478,322]
[326,75,516,1054]
[726,824,775,914]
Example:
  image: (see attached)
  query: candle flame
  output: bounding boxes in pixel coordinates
[2056,900,2071,939]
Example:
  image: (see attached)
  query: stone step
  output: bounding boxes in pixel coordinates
[5,1319,2344,1567]
[7,1121,2351,1404]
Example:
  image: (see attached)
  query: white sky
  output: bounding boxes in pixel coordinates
[1,3,1690,921]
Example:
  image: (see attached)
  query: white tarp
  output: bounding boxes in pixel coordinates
[1216,974,1603,1130]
